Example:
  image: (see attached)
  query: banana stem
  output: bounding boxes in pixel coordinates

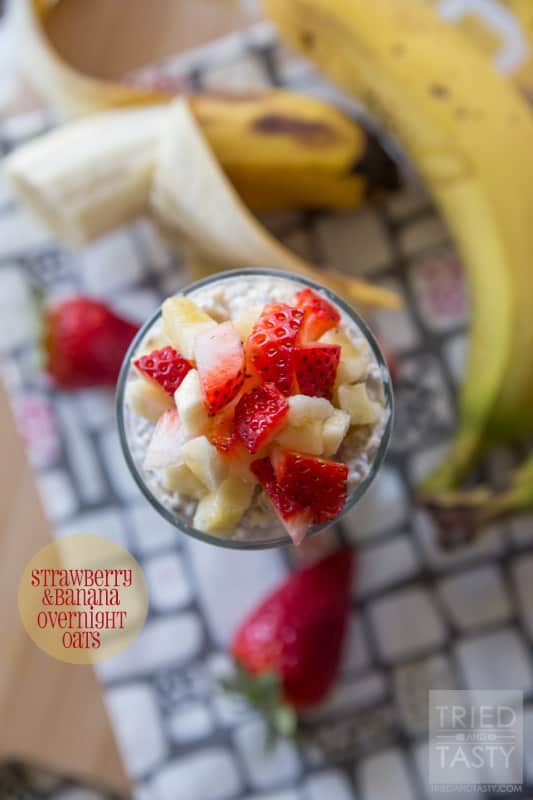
[421,452,533,549]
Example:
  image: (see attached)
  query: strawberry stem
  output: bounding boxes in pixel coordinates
[220,662,298,744]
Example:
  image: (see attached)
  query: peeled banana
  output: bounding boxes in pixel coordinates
[5,89,397,244]
[151,98,398,308]
[264,0,533,496]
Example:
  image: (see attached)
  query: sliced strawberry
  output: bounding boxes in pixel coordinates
[235,383,289,454]
[293,288,340,342]
[134,346,192,396]
[194,322,245,415]
[209,406,239,454]
[251,458,312,545]
[273,450,348,524]
[144,408,188,470]
[294,344,340,399]
[245,303,304,395]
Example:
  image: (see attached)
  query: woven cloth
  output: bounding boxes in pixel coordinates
[1,22,532,800]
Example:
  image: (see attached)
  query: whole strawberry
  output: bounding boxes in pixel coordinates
[225,548,354,737]
[44,297,138,389]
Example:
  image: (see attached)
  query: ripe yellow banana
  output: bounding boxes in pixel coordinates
[151,98,398,308]
[264,0,533,491]
[421,0,533,449]
[5,90,398,246]
[190,90,399,212]
[425,0,533,106]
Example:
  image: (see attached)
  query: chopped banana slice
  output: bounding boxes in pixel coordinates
[287,395,334,426]
[181,435,227,492]
[276,421,323,456]
[193,476,255,534]
[322,409,351,456]
[125,379,173,423]
[232,305,263,341]
[320,327,369,384]
[174,369,208,436]
[163,464,207,499]
[338,383,381,426]
[162,295,216,360]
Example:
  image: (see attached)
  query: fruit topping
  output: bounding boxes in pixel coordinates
[320,327,369,384]
[193,476,255,534]
[245,303,304,395]
[126,379,173,423]
[338,382,381,425]
[251,457,312,545]
[275,421,324,456]
[235,383,289,454]
[163,464,208,500]
[194,321,245,415]
[293,343,340,399]
[144,408,188,470]
[322,409,351,457]
[181,435,228,492]
[287,394,334,425]
[293,288,340,342]
[162,295,216,360]
[134,346,192,396]
[174,369,208,436]
[273,450,348,524]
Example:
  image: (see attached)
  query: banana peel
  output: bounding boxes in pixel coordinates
[151,98,399,308]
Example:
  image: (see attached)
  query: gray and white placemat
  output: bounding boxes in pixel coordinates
[1,24,533,800]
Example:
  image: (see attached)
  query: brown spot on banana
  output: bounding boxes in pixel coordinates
[252,113,340,146]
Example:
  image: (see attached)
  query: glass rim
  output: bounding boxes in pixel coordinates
[116,268,395,550]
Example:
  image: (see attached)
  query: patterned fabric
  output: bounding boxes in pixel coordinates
[1,24,533,800]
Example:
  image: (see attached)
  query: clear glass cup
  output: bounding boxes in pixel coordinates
[116,269,394,550]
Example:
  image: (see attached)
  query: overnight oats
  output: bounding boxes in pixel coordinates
[117,269,393,549]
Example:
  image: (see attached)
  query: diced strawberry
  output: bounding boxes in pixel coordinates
[208,406,239,454]
[245,303,304,395]
[251,458,312,545]
[194,322,245,416]
[144,408,188,470]
[273,449,348,524]
[134,346,192,396]
[293,288,340,342]
[294,344,340,399]
[235,383,289,454]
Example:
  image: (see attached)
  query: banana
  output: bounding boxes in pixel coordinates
[151,98,398,308]
[422,451,533,547]
[264,0,533,491]
[426,0,533,106]
[4,107,167,247]
[4,90,398,245]
[190,90,398,212]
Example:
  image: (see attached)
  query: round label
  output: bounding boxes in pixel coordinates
[18,534,148,664]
